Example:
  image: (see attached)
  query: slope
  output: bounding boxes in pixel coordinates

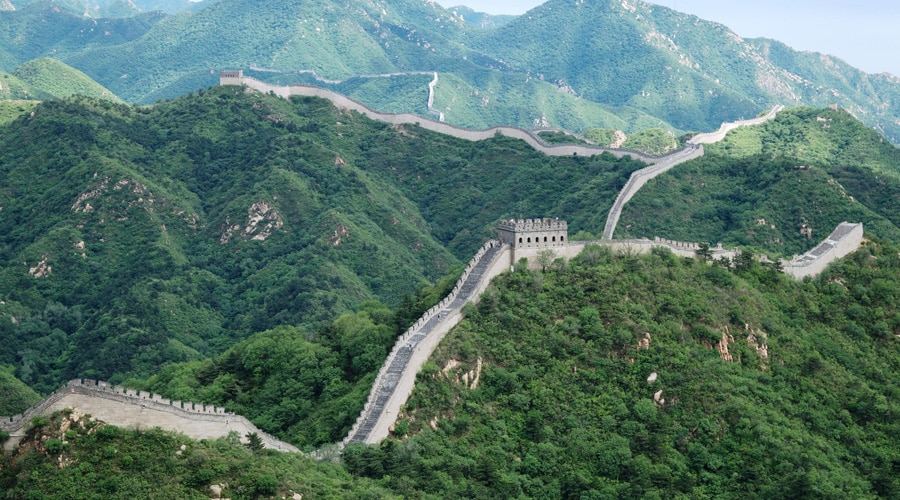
[63,0,472,103]
[0,70,50,100]
[471,0,900,141]
[0,90,457,392]
[0,366,41,415]
[0,3,164,68]
[13,58,123,102]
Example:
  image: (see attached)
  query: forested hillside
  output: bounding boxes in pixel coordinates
[0,87,647,393]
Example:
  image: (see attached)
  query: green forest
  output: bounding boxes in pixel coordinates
[3,242,899,498]
[1,81,900,498]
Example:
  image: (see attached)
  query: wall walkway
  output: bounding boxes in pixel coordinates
[342,240,507,445]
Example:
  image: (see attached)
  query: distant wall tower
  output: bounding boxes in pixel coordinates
[220,70,244,86]
[498,218,568,249]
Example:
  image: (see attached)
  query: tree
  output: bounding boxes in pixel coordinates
[696,243,712,262]
[536,249,557,272]
[245,432,263,452]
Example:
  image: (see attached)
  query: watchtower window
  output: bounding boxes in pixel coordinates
[527,237,531,243]
[561,236,565,242]
[552,236,556,242]
[518,237,523,244]
[544,236,548,242]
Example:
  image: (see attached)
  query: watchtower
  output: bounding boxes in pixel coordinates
[497,218,567,249]
[220,70,244,86]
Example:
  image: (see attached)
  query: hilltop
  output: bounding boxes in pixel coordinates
[11,58,122,103]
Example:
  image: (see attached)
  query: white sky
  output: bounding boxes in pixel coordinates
[436,0,900,77]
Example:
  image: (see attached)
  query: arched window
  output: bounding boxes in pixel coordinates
[561,236,565,242]
[544,236,548,242]
[527,237,531,243]
[518,237,523,244]
[552,236,556,242]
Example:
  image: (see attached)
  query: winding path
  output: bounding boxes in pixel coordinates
[221,72,678,164]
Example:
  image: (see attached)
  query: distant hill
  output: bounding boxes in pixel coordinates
[0,2,164,66]
[3,0,900,140]
[9,0,215,16]
[13,58,122,102]
[445,5,515,28]
[0,70,50,100]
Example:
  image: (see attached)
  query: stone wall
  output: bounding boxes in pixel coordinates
[220,72,673,163]
[687,105,784,145]
[782,222,863,279]
[1,379,298,453]
[342,240,506,445]
[603,105,783,239]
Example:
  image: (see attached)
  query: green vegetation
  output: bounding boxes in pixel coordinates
[0,365,41,415]
[0,72,49,101]
[12,58,123,103]
[7,240,899,498]
[583,127,618,147]
[622,128,678,155]
[0,410,394,499]
[618,107,900,254]
[7,0,899,141]
[348,241,900,498]
[123,275,458,449]
[0,100,38,125]
[2,84,900,497]
[537,131,588,145]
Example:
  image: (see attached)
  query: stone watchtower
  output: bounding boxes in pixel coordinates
[220,70,244,86]
[498,218,567,249]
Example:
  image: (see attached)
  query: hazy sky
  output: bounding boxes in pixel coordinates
[436,0,899,77]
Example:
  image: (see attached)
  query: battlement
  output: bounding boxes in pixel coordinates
[497,218,567,232]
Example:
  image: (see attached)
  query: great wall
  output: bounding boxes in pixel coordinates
[0,74,865,455]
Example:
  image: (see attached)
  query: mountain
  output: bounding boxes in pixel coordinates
[12,58,122,102]
[0,2,164,68]
[9,0,215,16]
[4,0,899,141]
[446,5,515,28]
